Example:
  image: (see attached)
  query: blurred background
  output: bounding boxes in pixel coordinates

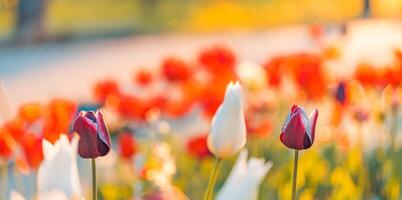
[0,0,401,105]
[0,0,400,44]
[1,1,402,200]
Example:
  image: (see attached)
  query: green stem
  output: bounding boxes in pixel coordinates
[203,158,222,200]
[1,162,8,200]
[91,158,97,200]
[390,107,398,153]
[292,150,299,200]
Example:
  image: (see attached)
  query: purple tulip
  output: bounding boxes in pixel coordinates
[280,105,318,150]
[72,110,111,158]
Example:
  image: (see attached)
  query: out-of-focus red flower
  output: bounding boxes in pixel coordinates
[200,74,236,118]
[93,79,121,104]
[43,99,77,144]
[72,110,111,159]
[135,69,153,86]
[198,46,236,76]
[200,87,224,118]
[3,118,25,141]
[163,99,194,118]
[19,133,43,170]
[263,57,283,87]
[379,67,401,87]
[118,132,137,160]
[280,105,318,150]
[18,103,42,124]
[180,79,205,104]
[246,118,273,138]
[186,134,211,159]
[354,63,379,87]
[330,104,344,126]
[115,94,150,120]
[0,130,16,159]
[289,54,327,100]
[161,57,192,82]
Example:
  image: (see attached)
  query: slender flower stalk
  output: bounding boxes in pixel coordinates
[72,110,111,200]
[203,158,222,200]
[204,81,247,200]
[1,163,8,200]
[279,105,318,200]
[292,150,299,200]
[92,159,97,200]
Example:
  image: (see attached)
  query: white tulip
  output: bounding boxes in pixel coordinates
[207,81,246,158]
[216,150,273,200]
[37,134,82,199]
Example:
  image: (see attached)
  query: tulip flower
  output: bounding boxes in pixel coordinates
[207,81,246,158]
[186,134,211,159]
[37,134,82,199]
[216,150,273,200]
[280,105,318,150]
[280,104,318,200]
[204,81,246,200]
[72,109,111,200]
[161,57,192,82]
[72,110,111,159]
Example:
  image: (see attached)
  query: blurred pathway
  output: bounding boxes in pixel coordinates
[0,19,401,107]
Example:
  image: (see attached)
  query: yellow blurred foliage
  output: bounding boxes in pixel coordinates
[185,0,362,31]
[330,167,360,200]
[0,0,16,38]
[44,0,140,35]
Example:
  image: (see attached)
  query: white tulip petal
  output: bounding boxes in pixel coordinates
[37,134,82,199]
[207,81,247,158]
[216,149,273,200]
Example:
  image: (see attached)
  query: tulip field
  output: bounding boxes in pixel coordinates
[1,22,402,200]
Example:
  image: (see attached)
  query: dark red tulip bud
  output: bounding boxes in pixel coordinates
[280,105,318,150]
[72,110,111,158]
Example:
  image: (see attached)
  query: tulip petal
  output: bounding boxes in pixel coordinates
[95,110,111,156]
[307,109,319,144]
[280,111,306,150]
[207,81,246,158]
[73,115,100,158]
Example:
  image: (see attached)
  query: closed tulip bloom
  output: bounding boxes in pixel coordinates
[207,81,246,158]
[37,134,82,199]
[72,110,111,158]
[216,150,273,200]
[280,105,318,150]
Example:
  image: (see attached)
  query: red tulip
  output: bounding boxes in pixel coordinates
[118,132,137,160]
[0,130,16,159]
[198,46,236,76]
[135,69,153,86]
[280,105,318,150]
[186,134,211,159]
[43,99,77,144]
[93,80,121,104]
[161,57,192,82]
[72,110,111,159]
[19,133,43,170]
